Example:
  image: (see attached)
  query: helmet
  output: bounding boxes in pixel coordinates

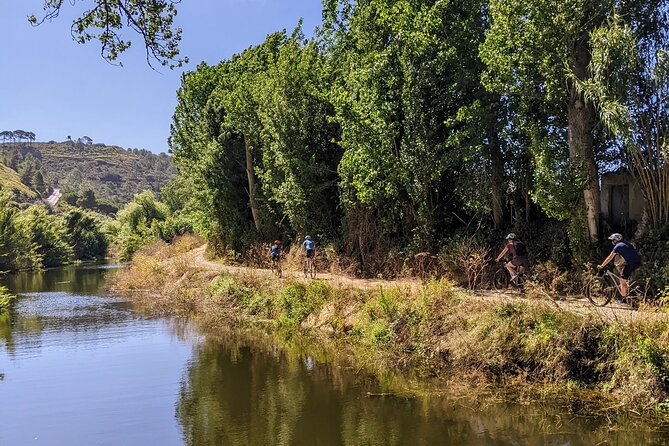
[505,233,516,240]
[274,240,281,245]
[608,233,623,242]
[305,235,311,240]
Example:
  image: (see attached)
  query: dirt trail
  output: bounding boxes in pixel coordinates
[182,245,666,323]
[185,245,423,290]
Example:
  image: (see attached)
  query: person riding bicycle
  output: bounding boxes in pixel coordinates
[302,235,315,259]
[269,239,282,263]
[302,235,316,277]
[597,233,641,299]
[495,233,530,283]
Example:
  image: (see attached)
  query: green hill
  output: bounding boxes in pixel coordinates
[0,161,37,200]
[0,141,176,207]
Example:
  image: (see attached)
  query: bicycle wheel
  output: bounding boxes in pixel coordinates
[586,276,614,306]
[493,268,509,291]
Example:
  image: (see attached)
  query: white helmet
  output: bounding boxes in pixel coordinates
[608,233,623,242]
[505,233,516,240]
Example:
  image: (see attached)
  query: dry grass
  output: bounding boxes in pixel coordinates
[111,240,669,414]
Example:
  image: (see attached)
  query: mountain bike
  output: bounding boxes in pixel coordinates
[493,261,529,291]
[271,256,282,278]
[585,264,642,308]
[304,255,316,279]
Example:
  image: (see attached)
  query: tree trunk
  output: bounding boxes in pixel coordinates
[568,40,599,240]
[490,132,505,228]
[244,137,262,232]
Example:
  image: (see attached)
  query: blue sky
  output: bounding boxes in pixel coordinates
[0,1,323,154]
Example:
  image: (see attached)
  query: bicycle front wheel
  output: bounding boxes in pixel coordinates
[586,276,614,306]
[493,268,509,291]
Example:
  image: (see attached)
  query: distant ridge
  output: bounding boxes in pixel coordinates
[0,141,176,206]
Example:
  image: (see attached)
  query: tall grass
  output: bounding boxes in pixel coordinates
[112,241,669,413]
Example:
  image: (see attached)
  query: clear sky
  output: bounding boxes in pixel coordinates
[0,1,323,154]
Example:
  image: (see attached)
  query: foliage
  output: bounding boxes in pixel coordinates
[163,0,669,295]
[29,0,186,68]
[0,141,176,207]
[64,210,108,260]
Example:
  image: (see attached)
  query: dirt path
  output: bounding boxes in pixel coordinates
[183,245,666,323]
[185,245,423,290]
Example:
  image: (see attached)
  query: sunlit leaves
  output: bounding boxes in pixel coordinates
[31,0,186,68]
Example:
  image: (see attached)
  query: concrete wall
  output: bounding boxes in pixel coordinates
[600,172,645,223]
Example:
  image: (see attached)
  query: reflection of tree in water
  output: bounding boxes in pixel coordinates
[0,309,44,354]
[177,331,669,446]
[3,265,109,295]
[0,311,13,351]
[177,342,307,445]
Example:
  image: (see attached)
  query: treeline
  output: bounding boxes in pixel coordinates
[0,130,36,144]
[0,180,193,271]
[0,187,107,270]
[0,141,177,209]
[168,0,669,287]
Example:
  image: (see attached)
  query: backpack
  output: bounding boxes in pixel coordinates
[515,241,527,257]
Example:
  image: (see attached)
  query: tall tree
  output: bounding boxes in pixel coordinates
[481,0,668,242]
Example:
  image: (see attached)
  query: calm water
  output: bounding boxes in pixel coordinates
[1,266,669,445]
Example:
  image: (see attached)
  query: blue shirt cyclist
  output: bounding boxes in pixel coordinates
[270,240,282,260]
[597,233,641,299]
[598,233,640,279]
[302,235,315,258]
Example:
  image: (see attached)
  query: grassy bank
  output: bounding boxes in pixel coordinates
[112,242,669,414]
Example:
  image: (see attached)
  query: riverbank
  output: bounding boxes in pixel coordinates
[111,239,669,416]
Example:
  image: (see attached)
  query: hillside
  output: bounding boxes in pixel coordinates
[0,141,176,206]
[0,161,37,200]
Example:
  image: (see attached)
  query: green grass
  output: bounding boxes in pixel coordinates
[0,162,36,199]
[116,248,669,413]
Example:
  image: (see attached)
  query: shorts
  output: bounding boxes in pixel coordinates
[306,249,314,259]
[511,256,530,270]
[271,252,281,261]
[621,262,640,279]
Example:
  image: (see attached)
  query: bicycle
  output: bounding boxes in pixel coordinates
[585,264,642,308]
[271,256,282,278]
[492,261,529,291]
[304,255,316,279]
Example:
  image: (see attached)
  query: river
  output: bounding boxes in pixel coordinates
[1,265,668,445]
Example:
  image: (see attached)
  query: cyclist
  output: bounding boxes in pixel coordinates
[302,235,315,274]
[597,233,641,299]
[269,239,282,266]
[495,233,530,283]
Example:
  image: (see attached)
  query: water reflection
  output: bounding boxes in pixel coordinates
[2,265,669,445]
[177,334,669,446]
[2,262,120,295]
[0,265,191,446]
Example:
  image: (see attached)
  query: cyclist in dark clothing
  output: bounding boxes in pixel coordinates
[597,233,641,298]
[495,233,530,283]
[269,240,282,261]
